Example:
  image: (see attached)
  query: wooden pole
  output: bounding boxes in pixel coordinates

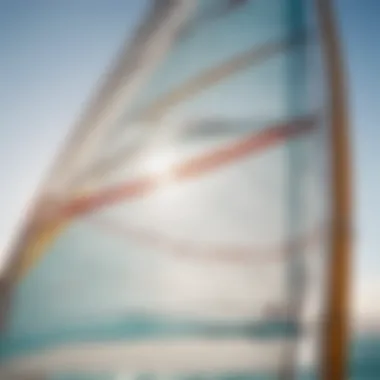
[316,1,352,379]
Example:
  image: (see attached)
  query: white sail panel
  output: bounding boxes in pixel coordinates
[0,1,331,379]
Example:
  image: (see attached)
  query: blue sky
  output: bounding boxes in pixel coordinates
[0,0,378,320]
[0,0,149,255]
[336,0,380,318]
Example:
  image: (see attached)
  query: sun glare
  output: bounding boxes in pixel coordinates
[141,148,177,177]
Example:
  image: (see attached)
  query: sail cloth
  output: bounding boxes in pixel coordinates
[0,0,331,378]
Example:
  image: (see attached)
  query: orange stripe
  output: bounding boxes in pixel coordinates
[63,116,316,218]
[15,117,316,280]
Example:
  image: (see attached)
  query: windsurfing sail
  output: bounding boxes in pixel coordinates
[0,0,351,379]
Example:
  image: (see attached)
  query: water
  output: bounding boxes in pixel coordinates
[350,334,380,380]
[44,335,380,379]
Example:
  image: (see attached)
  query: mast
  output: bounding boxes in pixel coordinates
[316,1,352,379]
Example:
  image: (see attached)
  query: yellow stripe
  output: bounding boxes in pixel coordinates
[14,190,94,281]
[15,219,67,281]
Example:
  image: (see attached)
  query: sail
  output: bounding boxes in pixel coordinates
[0,0,337,379]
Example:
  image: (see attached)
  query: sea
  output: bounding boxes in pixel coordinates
[44,334,380,379]
[349,333,380,380]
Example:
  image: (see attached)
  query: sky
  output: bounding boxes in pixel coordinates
[0,0,379,323]
[335,0,380,321]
